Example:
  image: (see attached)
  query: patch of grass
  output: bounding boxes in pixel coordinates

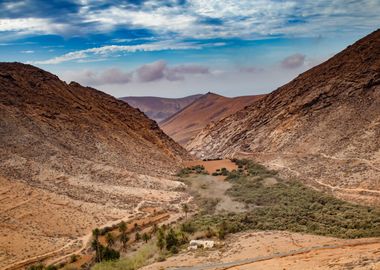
[189,159,380,239]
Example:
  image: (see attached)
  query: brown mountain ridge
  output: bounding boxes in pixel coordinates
[161,92,265,145]
[120,94,202,123]
[188,29,380,206]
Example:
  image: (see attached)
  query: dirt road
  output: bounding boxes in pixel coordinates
[169,239,380,270]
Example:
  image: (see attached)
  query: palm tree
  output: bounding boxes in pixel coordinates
[182,203,189,219]
[135,232,141,241]
[119,221,127,233]
[119,221,129,251]
[120,233,129,251]
[151,223,158,234]
[142,232,150,243]
[156,229,165,250]
[106,232,115,248]
[92,228,101,262]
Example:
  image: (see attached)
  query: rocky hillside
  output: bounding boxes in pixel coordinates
[120,94,202,123]
[0,63,191,268]
[161,92,264,145]
[0,63,189,179]
[188,30,380,205]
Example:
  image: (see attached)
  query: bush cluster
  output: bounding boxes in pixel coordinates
[189,159,380,239]
[177,165,209,177]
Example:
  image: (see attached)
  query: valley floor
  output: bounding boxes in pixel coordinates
[3,158,380,270]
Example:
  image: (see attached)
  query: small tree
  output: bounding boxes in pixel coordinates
[119,221,127,233]
[142,232,150,243]
[182,203,189,219]
[151,223,158,234]
[206,226,214,238]
[135,232,141,241]
[106,232,115,248]
[102,246,120,261]
[119,221,129,251]
[120,233,129,251]
[28,264,44,270]
[70,254,79,263]
[217,227,226,240]
[92,228,101,262]
[156,229,165,250]
[218,221,228,240]
[165,228,179,251]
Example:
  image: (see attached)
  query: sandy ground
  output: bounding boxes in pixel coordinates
[227,242,380,270]
[185,174,245,213]
[184,160,237,174]
[141,231,380,270]
[0,176,127,269]
[0,173,189,270]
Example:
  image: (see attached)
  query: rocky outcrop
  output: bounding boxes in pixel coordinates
[0,62,190,200]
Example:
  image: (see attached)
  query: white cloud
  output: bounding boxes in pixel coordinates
[32,41,201,64]
[83,5,196,33]
[20,50,34,54]
[0,18,67,34]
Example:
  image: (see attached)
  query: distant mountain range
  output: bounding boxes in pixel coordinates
[160,92,265,145]
[120,94,202,123]
[188,29,380,206]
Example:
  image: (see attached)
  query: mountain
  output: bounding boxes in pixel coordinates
[0,63,190,268]
[188,30,380,205]
[160,92,265,145]
[120,94,202,123]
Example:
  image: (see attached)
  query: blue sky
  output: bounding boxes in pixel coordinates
[0,0,379,97]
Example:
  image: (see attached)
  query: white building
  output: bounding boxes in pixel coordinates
[188,240,215,250]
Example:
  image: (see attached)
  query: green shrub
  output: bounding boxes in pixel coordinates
[180,222,196,234]
[101,247,120,261]
[28,264,44,270]
[165,229,179,250]
[70,254,78,263]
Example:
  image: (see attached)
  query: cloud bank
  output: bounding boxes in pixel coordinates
[66,60,210,85]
